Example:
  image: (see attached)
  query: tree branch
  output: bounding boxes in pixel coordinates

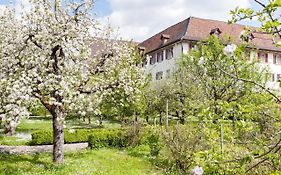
[215,65,281,103]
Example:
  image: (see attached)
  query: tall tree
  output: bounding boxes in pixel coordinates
[0,0,146,164]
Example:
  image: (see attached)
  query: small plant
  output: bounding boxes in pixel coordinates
[147,132,162,157]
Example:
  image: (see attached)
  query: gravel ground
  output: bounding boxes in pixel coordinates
[0,143,88,154]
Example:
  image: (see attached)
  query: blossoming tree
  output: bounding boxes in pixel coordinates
[0,0,146,164]
[0,7,30,135]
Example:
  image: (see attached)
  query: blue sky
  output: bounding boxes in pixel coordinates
[0,0,112,17]
[0,0,261,41]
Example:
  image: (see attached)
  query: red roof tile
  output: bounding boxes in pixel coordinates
[139,17,281,53]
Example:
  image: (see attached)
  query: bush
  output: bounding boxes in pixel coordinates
[88,129,129,149]
[30,128,128,146]
[30,130,53,145]
[147,132,162,157]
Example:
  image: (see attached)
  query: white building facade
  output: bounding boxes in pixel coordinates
[139,17,281,90]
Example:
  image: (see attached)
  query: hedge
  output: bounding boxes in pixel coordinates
[30,126,160,152]
[30,128,127,145]
[88,129,129,149]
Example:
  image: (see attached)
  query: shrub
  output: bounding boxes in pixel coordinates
[88,129,129,149]
[30,128,128,145]
[147,132,162,157]
[30,130,53,145]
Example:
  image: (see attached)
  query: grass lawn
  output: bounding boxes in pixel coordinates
[0,148,162,175]
[0,116,122,146]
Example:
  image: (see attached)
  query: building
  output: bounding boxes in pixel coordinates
[139,16,281,89]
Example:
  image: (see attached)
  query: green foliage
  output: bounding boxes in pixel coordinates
[147,36,281,174]
[230,0,281,41]
[30,130,53,145]
[28,101,50,116]
[147,132,162,157]
[88,129,129,149]
[30,128,128,146]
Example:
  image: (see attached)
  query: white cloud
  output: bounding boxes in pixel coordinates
[102,0,251,42]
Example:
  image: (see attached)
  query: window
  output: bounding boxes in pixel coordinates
[156,71,163,80]
[272,74,275,82]
[157,51,163,62]
[166,69,171,79]
[166,47,173,60]
[258,52,268,63]
[273,54,281,65]
[277,74,280,82]
[150,54,156,65]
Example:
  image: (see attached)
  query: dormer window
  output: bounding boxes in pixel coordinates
[161,34,170,44]
[210,28,222,36]
[240,30,254,42]
[138,46,146,56]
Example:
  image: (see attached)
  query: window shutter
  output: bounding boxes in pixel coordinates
[265,53,268,63]
[257,52,260,62]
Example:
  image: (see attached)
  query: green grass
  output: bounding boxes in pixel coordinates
[0,148,162,175]
[16,118,53,132]
[0,135,28,146]
[0,116,122,146]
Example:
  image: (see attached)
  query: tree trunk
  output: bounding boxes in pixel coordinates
[88,116,91,124]
[99,116,103,126]
[4,123,16,135]
[52,105,65,164]
[159,116,163,126]
[179,116,185,125]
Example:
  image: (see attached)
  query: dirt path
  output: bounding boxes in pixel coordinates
[0,143,88,154]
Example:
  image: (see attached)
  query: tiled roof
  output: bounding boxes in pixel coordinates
[139,17,281,53]
[91,38,137,56]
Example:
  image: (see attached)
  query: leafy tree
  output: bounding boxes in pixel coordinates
[155,36,281,174]
[0,0,146,164]
[230,1,281,173]
[230,0,281,42]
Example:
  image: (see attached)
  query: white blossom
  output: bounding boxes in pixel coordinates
[198,57,205,65]
[224,44,237,57]
[191,166,204,175]
[0,0,146,135]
